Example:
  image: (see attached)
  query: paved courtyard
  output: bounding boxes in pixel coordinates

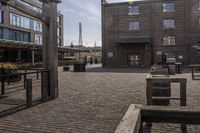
[0,64,200,133]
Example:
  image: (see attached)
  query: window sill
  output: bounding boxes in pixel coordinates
[128,13,140,15]
[163,44,176,46]
[163,27,176,29]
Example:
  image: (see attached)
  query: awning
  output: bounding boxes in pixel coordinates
[114,36,151,44]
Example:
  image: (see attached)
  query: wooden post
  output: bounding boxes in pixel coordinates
[191,67,194,80]
[26,79,32,108]
[32,50,35,66]
[42,2,59,99]
[1,68,5,95]
[180,80,187,106]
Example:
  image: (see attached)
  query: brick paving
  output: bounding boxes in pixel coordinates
[0,64,200,133]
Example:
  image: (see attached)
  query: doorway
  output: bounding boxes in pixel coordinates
[128,54,141,67]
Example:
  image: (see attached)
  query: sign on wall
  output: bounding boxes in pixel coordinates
[156,51,162,56]
[178,55,183,59]
[108,52,113,58]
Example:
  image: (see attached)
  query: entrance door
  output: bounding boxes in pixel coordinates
[128,54,141,67]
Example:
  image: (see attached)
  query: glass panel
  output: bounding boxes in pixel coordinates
[163,19,175,28]
[163,3,175,12]
[35,34,42,45]
[129,6,140,14]
[129,21,140,30]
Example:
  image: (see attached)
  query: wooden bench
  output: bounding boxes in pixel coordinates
[115,104,200,133]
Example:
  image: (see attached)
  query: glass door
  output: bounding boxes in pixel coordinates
[128,54,141,67]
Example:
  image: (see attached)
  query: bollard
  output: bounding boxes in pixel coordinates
[24,74,27,89]
[1,69,5,95]
[26,79,32,108]
[36,70,39,80]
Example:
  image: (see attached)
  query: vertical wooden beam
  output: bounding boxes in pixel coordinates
[26,79,32,108]
[42,2,58,99]
[180,80,187,106]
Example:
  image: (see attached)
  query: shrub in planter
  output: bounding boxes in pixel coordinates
[94,57,98,64]
[0,63,21,82]
[89,57,93,65]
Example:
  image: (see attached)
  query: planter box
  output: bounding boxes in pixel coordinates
[74,63,85,72]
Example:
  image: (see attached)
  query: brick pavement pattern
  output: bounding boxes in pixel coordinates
[0,65,200,133]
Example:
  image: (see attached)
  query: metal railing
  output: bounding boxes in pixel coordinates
[0,68,50,117]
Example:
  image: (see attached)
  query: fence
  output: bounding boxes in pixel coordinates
[0,68,50,117]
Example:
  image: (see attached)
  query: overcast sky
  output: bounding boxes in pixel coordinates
[58,0,129,47]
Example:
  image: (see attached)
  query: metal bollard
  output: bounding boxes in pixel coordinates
[24,74,27,89]
[1,69,5,95]
[26,79,32,108]
[36,70,39,80]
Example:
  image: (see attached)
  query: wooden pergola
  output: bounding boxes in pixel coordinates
[0,0,61,99]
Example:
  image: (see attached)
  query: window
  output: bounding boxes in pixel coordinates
[199,1,200,9]
[23,17,31,29]
[163,36,175,45]
[163,19,175,28]
[10,13,21,27]
[129,21,140,30]
[57,38,61,47]
[57,28,61,37]
[34,21,42,32]
[0,6,3,23]
[9,29,30,42]
[0,28,3,39]
[10,13,31,29]
[57,16,61,26]
[35,34,42,45]
[163,3,175,12]
[129,6,140,15]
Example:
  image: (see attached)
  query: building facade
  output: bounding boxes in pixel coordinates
[0,0,64,63]
[102,0,200,67]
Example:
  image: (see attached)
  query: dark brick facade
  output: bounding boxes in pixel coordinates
[102,0,200,67]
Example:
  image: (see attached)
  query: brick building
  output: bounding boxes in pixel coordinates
[102,0,200,67]
[0,0,64,63]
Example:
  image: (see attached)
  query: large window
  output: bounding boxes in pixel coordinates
[35,34,42,45]
[163,19,175,28]
[57,27,61,37]
[34,21,42,32]
[57,38,61,47]
[0,7,3,23]
[199,1,200,9]
[9,29,30,42]
[129,6,140,15]
[163,3,175,12]
[163,36,175,45]
[10,13,31,29]
[23,17,31,29]
[57,16,61,26]
[129,21,140,30]
[10,13,21,27]
[0,28,3,39]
